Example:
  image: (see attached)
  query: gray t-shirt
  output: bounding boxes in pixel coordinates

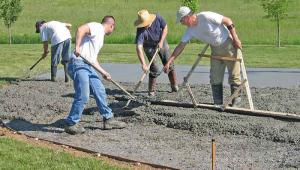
[181,11,229,46]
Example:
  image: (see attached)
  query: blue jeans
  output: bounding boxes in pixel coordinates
[66,59,113,125]
[51,38,71,66]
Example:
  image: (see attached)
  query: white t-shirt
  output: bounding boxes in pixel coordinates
[71,22,104,64]
[40,21,71,46]
[181,12,229,46]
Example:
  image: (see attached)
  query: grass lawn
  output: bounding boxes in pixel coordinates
[0,43,299,86]
[0,0,300,45]
[0,136,125,170]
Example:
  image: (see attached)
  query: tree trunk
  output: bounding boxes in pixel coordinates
[8,25,12,45]
[276,15,281,47]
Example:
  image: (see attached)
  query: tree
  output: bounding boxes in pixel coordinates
[182,0,199,13]
[260,0,288,47]
[0,0,22,44]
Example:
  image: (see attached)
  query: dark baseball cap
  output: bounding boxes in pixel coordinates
[35,20,46,33]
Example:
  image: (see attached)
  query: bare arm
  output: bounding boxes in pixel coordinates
[158,25,168,48]
[74,24,90,56]
[42,41,49,58]
[136,44,148,72]
[222,16,242,49]
[94,59,111,80]
[75,24,111,80]
[163,42,187,73]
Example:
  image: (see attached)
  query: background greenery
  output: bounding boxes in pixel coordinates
[0,0,300,44]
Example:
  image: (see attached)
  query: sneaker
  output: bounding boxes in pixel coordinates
[171,85,179,92]
[103,118,126,130]
[64,123,85,135]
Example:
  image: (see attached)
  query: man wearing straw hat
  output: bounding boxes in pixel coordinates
[134,9,178,96]
[163,6,243,107]
[64,16,126,135]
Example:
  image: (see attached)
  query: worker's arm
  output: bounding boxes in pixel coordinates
[94,59,111,81]
[222,16,242,49]
[42,41,49,58]
[136,44,148,73]
[74,24,90,57]
[163,42,187,73]
[158,25,168,49]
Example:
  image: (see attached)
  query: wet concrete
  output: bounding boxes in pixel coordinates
[0,78,299,169]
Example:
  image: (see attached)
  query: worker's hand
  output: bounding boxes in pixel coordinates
[42,50,49,58]
[102,72,111,81]
[233,38,242,50]
[158,41,164,49]
[142,64,148,73]
[163,62,170,73]
[74,48,81,57]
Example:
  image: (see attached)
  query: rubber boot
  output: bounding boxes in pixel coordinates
[51,65,57,82]
[148,77,157,96]
[63,63,69,82]
[168,70,178,92]
[211,84,223,105]
[230,85,242,107]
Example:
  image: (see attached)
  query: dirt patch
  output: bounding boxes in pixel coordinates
[0,79,299,169]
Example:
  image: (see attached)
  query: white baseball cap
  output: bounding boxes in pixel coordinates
[176,6,191,23]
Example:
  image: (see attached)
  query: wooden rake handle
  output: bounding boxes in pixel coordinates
[30,56,45,70]
[79,55,135,99]
[132,47,160,93]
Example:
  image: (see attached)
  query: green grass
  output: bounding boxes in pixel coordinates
[0,0,300,44]
[0,137,126,170]
[0,44,299,86]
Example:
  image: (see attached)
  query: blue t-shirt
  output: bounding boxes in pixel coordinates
[135,13,166,46]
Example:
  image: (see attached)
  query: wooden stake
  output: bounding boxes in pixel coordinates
[212,139,216,170]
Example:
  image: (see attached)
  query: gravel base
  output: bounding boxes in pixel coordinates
[0,78,299,169]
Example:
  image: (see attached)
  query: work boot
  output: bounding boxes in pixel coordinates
[168,70,178,92]
[103,118,126,130]
[148,77,157,96]
[51,65,57,82]
[230,85,242,107]
[64,123,85,135]
[211,84,223,105]
[63,63,69,82]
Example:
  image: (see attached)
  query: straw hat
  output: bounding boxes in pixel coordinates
[134,9,156,28]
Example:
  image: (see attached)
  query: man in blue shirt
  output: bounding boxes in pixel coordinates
[134,9,178,96]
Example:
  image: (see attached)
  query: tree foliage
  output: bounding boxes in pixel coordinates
[182,0,199,12]
[0,0,22,44]
[260,0,288,47]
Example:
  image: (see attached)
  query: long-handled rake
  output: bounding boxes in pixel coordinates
[22,55,45,79]
[78,55,135,99]
[123,47,160,108]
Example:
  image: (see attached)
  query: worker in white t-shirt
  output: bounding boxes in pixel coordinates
[164,6,243,107]
[35,20,72,82]
[63,16,126,135]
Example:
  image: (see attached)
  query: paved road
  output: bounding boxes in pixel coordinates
[38,63,300,88]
